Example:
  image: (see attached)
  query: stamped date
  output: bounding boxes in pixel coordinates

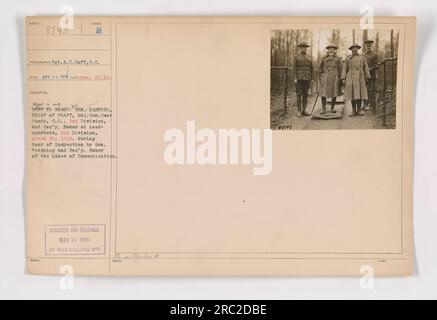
[45,224,106,256]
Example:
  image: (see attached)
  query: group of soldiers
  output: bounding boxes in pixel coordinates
[292,39,379,118]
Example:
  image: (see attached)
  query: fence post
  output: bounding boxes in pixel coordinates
[284,68,289,114]
[382,61,387,128]
[372,68,377,115]
[392,58,396,94]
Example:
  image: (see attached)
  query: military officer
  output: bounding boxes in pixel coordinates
[363,39,379,111]
[318,43,343,114]
[292,41,314,118]
[341,43,371,116]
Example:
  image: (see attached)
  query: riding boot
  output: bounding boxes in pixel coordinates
[296,94,302,118]
[321,97,327,114]
[364,99,370,111]
[350,100,357,116]
[302,94,310,116]
[357,100,364,115]
[331,97,337,113]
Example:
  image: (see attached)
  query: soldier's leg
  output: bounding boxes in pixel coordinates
[330,97,337,113]
[350,100,356,117]
[321,97,327,114]
[295,80,302,118]
[296,94,302,118]
[357,99,364,116]
[370,80,375,112]
[302,81,311,116]
[364,85,371,111]
[364,82,370,110]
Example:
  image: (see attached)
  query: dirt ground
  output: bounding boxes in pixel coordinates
[271,94,387,130]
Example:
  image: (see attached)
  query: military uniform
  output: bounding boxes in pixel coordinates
[292,42,314,117]
[319,53,342,98]
[363,48,379,110]
[342,53,370,100]
[342,43,371,116]
[318,44,342,113]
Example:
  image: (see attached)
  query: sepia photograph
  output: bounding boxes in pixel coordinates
[270,28,399,130]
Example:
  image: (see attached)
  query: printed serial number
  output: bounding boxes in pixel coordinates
[214,305,268,315]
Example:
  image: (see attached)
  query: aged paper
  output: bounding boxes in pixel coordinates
[25,16,415,276]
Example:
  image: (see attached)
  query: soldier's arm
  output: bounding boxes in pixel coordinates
[338,57,343,77]
[373,54,379,78]
[310,60,315,81]
[292,56,298,80]
[363,57,371,79]
[341,58,347,80]
[372,54,379,73]
[318,58,324,79]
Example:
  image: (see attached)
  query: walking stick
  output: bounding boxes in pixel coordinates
[310,88,320,115]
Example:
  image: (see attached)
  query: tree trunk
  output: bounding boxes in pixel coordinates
[390,30,394,58]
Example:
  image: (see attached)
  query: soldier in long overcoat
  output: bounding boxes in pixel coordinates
[363,39,379,111]
[292,41,314,118]
[318,44,342,114]
[342,43,371,116]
